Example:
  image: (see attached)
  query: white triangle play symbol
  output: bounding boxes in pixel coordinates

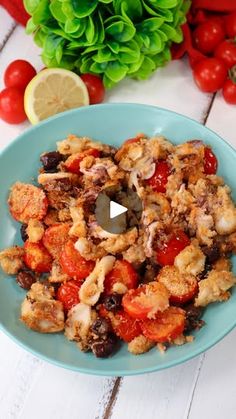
[110,200,128,219]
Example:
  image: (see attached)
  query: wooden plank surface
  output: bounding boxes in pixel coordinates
[0,19,236,419]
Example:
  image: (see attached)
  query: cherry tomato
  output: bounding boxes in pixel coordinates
[104,260,138,295]
[140,307,185,343]
[0,87,27,124]
[4,60,36,90]
[24,240,52,273]
[123,134,144,145]
[112,310,142,342]
[158,267,198,305]
[215,40,236,69]
[225,11,236,38]
[193,19,225,55]
[193,58,228,93]
[147,160,171,193]
[156,230,190,266]
[60,240,95,280]
[222,79,236,104]
[43,223,70,259]
[8,183,48,224]
[56,280,82,311]
[122,282,169,320]
[204,147,218,175]
[64,148,100,174]
[80,73,105,104]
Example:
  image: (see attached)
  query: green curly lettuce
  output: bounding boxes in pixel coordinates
[24,0,190,88]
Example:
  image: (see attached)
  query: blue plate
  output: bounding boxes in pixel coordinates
[0,104,236,376]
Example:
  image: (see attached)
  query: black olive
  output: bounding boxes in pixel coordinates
[16,271,36,290]
[91,317,111,337]
[198,262,212,280]
[40,151,63,172]
[20,224,28,242]
[104,293,122,312]
[202,245,220,263]
[91,334,117,358]
[184,304,205,333]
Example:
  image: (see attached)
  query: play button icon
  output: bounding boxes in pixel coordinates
[110,201,128,219]
[95,186,142,234]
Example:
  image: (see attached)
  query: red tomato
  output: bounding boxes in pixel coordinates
[193,19,225,55]
[193,58,228,93]
[215,40,236,69]
[0,87,27,124]
[24,240,52,273]
[56,280,82,311]
[123,134,144,145]
[4,60,36,90]
[64,148,100,174]
[140,307,185,343]
[204,147,218,175]
[223,79,236,104]
[147,160,171,193]
[80,74,105,104]
[156,230,190,266]
[8,183,48,224]
[60,240,95,280]
[104,260,138,295]
[158,267,198,305]
[122,282,169,320]
[112,311,142,342]
[225,11,236,38]
[43,223,70,259]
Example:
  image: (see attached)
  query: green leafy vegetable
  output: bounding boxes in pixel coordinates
[24,0,190,87]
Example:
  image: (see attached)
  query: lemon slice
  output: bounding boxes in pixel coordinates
[24,68,89,124]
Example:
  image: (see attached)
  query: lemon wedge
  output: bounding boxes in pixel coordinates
[24,68,89,124]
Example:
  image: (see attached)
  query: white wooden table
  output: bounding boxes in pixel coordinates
[1,8,236,419]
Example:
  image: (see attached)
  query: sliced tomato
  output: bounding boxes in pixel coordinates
[24,240,52,273]
[60,239,95,280]
[158,267,198,305]
[123,134,143,145]
[156,230,190,266]
[98,305,141,342]
[147,160,171,193]
[204,147,218,175]
[104,260,138,295]
[64,148,100,174]
[56,280,82,311]
[43,223,70,259]
[140,307,185,343]
[122,282,169,320]
[112,311,142,342]
[8,183,48,224]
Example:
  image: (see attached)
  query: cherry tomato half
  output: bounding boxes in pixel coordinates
[122,282,169,320]
[0,87,27,124]
[223,79,236,104]
[104,260,138,295]
[225,11,236,38]
[156,230,190,266]
[204,147,218,175]
[140,307,185,343]
[80,74,105,104]
[147,160,171,193]
[60,240,95,280]
[112,310,142,342]
[24,240,52,273]
[56,280,82,311]
[158,266,198,305]
[4,59,36,90]
[193,58,228,93]
[64,148,100,174]
[215,40,236,69]
[42,223,70,259]
[193,18,225,55]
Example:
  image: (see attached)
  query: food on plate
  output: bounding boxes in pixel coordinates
[1,133,236,358]
[24,69,89,124]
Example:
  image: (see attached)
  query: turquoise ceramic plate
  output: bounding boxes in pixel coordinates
[0,104,236,376]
